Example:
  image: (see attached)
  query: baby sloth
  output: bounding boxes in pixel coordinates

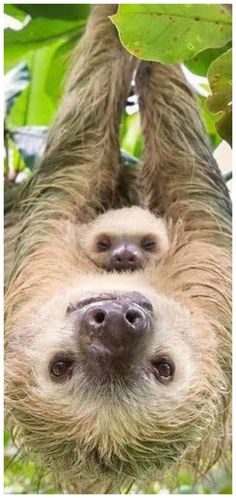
[79,206,170,272]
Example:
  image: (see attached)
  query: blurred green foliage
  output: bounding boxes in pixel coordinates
[4,4,232,494]
[4,428,231,494]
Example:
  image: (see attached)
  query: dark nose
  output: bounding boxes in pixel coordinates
[109,243,144,272]
[78,299,151,363]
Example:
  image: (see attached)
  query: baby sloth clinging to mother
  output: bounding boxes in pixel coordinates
[79,206,170,272]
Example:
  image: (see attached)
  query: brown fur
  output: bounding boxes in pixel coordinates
[5,5,231,494]
[4,162,140,288]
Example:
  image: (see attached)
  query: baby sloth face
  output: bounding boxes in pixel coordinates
[78,206,170,272]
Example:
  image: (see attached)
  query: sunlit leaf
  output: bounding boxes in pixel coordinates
[185,41,232,76]
[111,4,232,63]
[4,4,27,21]
[120,112,143,158]
[4,17,85,67]
[8,44,60,126]
[206,48,232,145]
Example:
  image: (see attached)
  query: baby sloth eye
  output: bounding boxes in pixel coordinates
[141,237,156,251]
[151,356,175,384]
[96,236,111,252]
[50,355,74,382]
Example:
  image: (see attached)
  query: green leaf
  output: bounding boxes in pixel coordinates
[4,4,27,21]
[7,137,26,174]
[196,96,221,148]
[4,62,30,116]
[16,4,90,21]
[111,4,232,63]
[45,38,77,104]
[4,17,85,67]
[185,41,232,76]
[8,44,60,127]
[120,112,143,158]
[206,48,232,145]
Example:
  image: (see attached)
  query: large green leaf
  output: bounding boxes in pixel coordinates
[111,4,232,63]
[206,49,232,145]
[16,4,90,21]
[4,17,85,67]
[185,41,232,76]
[8,44,61,127]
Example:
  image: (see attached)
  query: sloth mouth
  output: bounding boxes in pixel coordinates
[66,291,153,315]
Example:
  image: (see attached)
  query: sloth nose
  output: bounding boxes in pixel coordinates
[78,299,150,363]
[109,244,144,272]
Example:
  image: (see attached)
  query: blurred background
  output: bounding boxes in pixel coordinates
[4,4,232,494]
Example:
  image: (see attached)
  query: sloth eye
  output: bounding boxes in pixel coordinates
[50,356,74,382]
[151,357,175,384]
[141,238,156,251]
[96,236,111,252]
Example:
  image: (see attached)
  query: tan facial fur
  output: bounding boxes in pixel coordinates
[78,206,170,271]
[6,267,224,487]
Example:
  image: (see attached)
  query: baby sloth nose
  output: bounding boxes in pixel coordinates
[109,243,144,272]
[78,299,151,366]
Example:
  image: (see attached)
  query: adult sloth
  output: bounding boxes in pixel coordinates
[5,4,231,494]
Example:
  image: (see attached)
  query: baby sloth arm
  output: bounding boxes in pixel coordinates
[78,206,170,272]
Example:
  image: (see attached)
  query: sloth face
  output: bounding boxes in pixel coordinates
[6,273,220,480]
[29,276,197,395]
[50,291,178,388]
[78,206,170,273]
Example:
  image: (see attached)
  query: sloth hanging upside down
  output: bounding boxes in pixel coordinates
[5,4,231,494]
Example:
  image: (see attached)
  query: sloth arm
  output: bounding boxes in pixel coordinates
[8,5,136,274]
[21,5,135,221]
[136,62,231,246]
